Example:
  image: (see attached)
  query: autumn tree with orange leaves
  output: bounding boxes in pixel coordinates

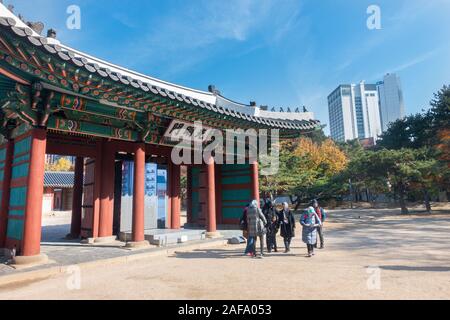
[260,136,348,207]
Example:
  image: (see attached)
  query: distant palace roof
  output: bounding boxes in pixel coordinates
[44,171,74,188]
[0,3,320,138]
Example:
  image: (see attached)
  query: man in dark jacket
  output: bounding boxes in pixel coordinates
[264,201,279,253]
[312,199,326,249]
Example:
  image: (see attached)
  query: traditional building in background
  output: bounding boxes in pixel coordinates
[377,73,406,132]
[0,4,320,263]
[328,82,382,142]
[42,171,74,213]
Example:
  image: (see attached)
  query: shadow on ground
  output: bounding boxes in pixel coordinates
[171,247,308,260]
[378,265,450,272]
[41,224,71,243]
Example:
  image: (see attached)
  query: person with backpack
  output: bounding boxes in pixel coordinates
[246,200,267,258]
[277,202,295,253]
[301,202,322,257]
[311,199,326,249]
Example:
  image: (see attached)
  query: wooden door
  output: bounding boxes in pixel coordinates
[80,158,95,238]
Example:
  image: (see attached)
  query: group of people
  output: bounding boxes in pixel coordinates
[240,199,326,258]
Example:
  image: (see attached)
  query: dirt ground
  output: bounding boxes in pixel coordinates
[1,206,449,300]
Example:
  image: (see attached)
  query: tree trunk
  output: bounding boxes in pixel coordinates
[423,189,432,213]
[398,184,409,214]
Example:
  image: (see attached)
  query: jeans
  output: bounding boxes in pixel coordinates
[251,235,265,256]
[245,236,255,254]
[315,226,324,248]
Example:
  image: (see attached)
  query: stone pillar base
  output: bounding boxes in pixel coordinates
[206,231,222,239]
[12,253,48,266]
[93,236,117,244]
[81,236,117,244]
[125,240,150,249]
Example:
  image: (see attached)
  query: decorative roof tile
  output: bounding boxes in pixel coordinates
[44,171,75,188]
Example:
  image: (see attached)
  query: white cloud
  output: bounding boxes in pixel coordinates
[126,0,303,76]
[368,48,441,81]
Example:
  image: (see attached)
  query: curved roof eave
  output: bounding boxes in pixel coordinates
[0,3,321,132]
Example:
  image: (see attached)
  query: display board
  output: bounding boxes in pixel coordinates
[120,162,167,232]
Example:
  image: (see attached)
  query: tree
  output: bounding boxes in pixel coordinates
[429,85,450,199]
[46,157,73,172]
[343,148,440,214]
[377,113,434,150]
[260,137,348,209]
[294,138,347,177]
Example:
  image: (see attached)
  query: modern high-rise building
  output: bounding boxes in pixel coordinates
[328,81,382,142]
[377,73,406,131]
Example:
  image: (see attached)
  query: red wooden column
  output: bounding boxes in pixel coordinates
[90,141,103,239]
[251,161,260,206]
[68,157,84,239]
[0,140,14,248]
[129,143,147,246]
[171,163,181,229]
[98,141,115,239]
[186,167,192,224]
[21,129,46,258]
[166,162,172,229]
[215,164,223,225]
[206,157,220,237]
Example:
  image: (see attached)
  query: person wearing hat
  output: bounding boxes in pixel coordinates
[300,202,322,257]
[246,200,267,258]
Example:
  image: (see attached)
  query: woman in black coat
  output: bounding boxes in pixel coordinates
[263,200,279,253]
[277,202,296,253]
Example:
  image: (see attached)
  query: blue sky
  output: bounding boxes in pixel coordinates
[6,0,450,134]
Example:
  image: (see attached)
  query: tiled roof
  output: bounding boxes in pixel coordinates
[0,3,321,132]
[44,171,74,188]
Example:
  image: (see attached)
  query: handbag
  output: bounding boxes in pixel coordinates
[257,218,267,235]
